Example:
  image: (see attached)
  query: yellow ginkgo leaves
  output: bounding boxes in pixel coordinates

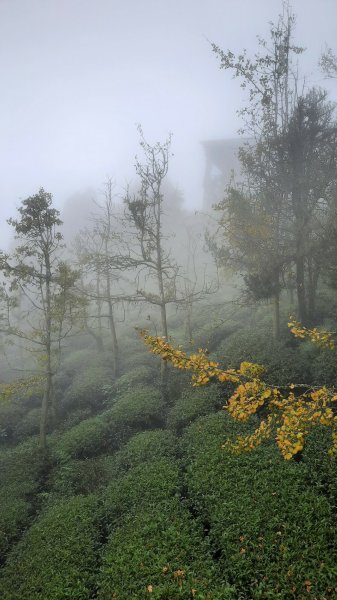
[139,327,337,460]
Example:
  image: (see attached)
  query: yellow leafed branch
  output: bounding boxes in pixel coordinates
[139,328,337,460]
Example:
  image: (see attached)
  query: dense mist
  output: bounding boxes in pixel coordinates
[1,0,337,248]
[2,2,337,599]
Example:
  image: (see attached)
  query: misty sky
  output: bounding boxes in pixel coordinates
[1,0,337,247]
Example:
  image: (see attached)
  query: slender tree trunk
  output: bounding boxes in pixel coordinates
[40,258,52,451]
[273,291,280,340]
[185,302,193,343]
[307,257,320,323]
[296,251,307,324]
[96,274,103,340]
[80,275,104,352]
[85,324,104,352]
[107,297,119,378]
[105,249,119,377]
[159,300,168,396]
[156,194,169,401]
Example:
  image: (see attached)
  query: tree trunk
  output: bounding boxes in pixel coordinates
[273,292,280,340]
[107,298,119,378]
[185,302,193,343]
[105,261,119,377]
[40,256,52,451]
[154,182,169,401]
[96,274,104,340]
[307,257,320,323]
[296,251,307,324]
[85,324,104,352]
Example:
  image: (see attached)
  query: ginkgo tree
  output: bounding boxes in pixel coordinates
[139,321,337,460]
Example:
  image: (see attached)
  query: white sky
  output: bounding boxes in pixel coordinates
[1,0,337,246]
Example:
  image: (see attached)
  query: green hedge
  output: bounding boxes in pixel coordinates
[167,385,222,433]
[216,329,312,386]
[0,498,31,563]
[48,454,117,499]
[13,407,41,440]
[112,366,157,398]
[103,458,180,526]
[0,439,45,560]
[60,364,114,414]
[54,385,165,459]
[181,412,337,599]
[53,413,113,460]
[110,385,165,429]
[301,426,337,509]
[0,495,101,600]
[113,429,177,472]
[97,502,236,600]
[0,400,27,445]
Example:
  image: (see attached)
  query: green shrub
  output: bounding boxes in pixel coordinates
[108,384,165,432]
[181,412,337,599]
[60,364,114,414]
[119,333,157,371]
[112,365,157,398]
[55,385,165,459]
[216,329,312,386]
[113,429,177,473]
[0,498,31,562]
[54,413,113,460]
[302,426,337,508]
[61,407,93,430]
[13,407,41,440]
[167,385,222,433]
[0,439,45,561]
[0,495,101,600]
[48,454,118,498]
[103,458,180,525]
[309,345,337,387]
[97,502,236,600]
[0,400,26,444]
[0,438,44,499]
[193,321,240,354]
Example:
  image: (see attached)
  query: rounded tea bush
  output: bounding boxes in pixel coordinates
[167,385,222,433]
[0,495,101,600]
[55,384,165,460]
[112,429,177,474]
[181,412,337,599]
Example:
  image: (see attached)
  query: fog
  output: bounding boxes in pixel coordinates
[2,5,337,590]
[1,0,337,248]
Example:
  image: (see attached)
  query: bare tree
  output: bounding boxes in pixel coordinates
[74,180,125,377]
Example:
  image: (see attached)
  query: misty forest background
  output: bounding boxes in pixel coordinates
[2,3,337,599]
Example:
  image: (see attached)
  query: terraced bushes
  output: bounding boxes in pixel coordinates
[98,439,235,599]
[0,392,41,445]
[112,429,177,473]
[182,412,337,599]
[167,385,222,433]
[112,365,157,398]
[0,438,45,562]
[47,454,118,499]
[97,502,235,600]
[59,364,115,415]
[103,458,180,524]
[216,328,311,386]
[54,385,165,459]
[0,495,101,600]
